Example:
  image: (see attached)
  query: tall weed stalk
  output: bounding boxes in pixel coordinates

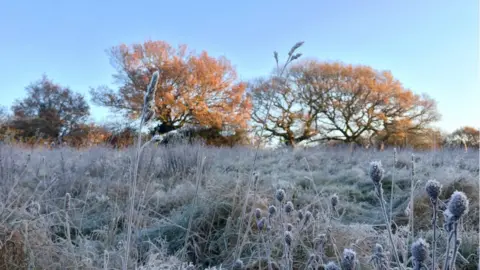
[124,71,160,270]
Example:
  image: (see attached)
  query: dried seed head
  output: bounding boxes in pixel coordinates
[411,238,429,264]
[27,201,41,216]
[257,217,266,231]
[285,201,294,213]
[288,41,304,56]
[268,205,277,216]
[331,194,339,208]
[373,243,384,254]
[232,259,244,270]
[297,210,304,220]
[65,193,71,211]
[324,261,340,270]
[255,208,262,220]
[304,210,312,224]
[284,231,293,246]
[142,71,160,123]
[425,179,442,200]
[286,223,293,231]
[275,189,286,203]
[314,234,327,249]
[447,191,469,220]
[291,53,302,61]
[341,249,356,270]
[369,161,384,184]
[273,51,279,63]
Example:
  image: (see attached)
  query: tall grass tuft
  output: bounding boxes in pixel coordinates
[124,70,160,270]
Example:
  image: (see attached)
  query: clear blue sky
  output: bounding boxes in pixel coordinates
[0,0,478,132]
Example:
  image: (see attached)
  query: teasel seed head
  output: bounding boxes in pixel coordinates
[341,248,356,270]
[255,208,262,220]
[425,179,442,201]
[447,190,469,220]
[297,210,304,220]
[285,201,294,214]
[284,231,293,246]
[275,189,286,203]
[268,205,277,216]
[411,238,429,265]
[256,217,266,231]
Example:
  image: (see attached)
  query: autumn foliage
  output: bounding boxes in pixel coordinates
[250,59,440,148]
[1,39,475,150]
[90,40,252,134]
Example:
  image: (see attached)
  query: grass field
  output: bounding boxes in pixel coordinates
[0,143,478,269]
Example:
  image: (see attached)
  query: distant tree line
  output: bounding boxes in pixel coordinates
[0,40,478,150]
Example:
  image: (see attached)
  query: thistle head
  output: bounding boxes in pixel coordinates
[425,179,442,201]
[341,248,356,270]
[411,238,429,264]
[284,201,294,214]
[369,161,384,184]
[275,189,286,203]
[447,191,469,220]
[268,205,277,216]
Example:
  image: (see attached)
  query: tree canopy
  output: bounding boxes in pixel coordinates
[249,60,441,147]
[9,75,90,141]
[90,40,252,134]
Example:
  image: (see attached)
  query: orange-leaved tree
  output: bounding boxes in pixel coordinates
[90,40,252,135]
[250,59,440,147]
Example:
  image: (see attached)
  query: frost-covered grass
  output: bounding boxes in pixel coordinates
[0,143,478,269]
